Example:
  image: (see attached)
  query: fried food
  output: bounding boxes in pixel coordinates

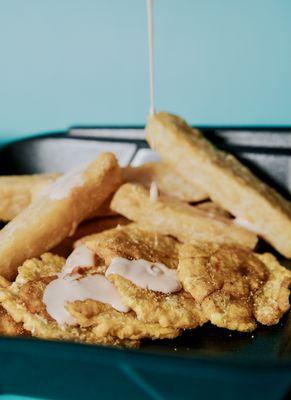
[0,305,29,337]
[195,201,231,219]
[146,112,291,258]
[110,183,258,249]
[0,153,121,281]
[80,223,180,269]
[108,274,206,329]
[0,174,59,221]
[253,253,291,325]
[52,216,129,257]
[0,252,179,344]
[123,162,207,202]
[81,224,206,329]
[67,300,179,340]
[178,243,291,332]
[0,174,117,222]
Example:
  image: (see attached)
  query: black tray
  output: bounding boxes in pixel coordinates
[0,127,290,400]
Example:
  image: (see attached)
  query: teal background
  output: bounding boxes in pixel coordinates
[0,0,290,139]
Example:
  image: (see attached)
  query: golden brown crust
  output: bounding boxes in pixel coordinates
[110,183,258,249]
[67,300,180,340]
[146,112,291,257]
[123,162,207,202]
[80,223,180,269]
[108,274,206,329]
[253,253,291,325]
[178,243,291,331]
[0,153,122,281]
[0,252,179,344]
[0,253,140,347]
[0,305,30,337]
[81,224,205,329]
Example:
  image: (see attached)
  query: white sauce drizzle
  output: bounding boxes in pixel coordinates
[106,257,181,294]
[149,181,159,202]
[43,246,129,326]
[43,274,129,326]
[48,165,85,200]
[146,0,155,115]
[62,245,96,275]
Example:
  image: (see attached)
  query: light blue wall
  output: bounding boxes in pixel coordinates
[0,0,290,137]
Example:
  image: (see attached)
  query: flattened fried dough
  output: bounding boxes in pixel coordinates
[0,253,139,347]
[253,253,291,325]
[52,216,129,257]
[81,224,205,329]
[178,243,291,332]
[0,174,59,221]
[123,162,207,202]
[108,274,206,329]
[80,223,180,269]
[0,305,29,337]
[0,153,121,280]
[146,112,291,257]
[67,300,179,340]
[111,183,258,249]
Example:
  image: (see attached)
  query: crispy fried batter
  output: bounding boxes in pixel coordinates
[108,274,206,329]
[67,300,179,340]
[178,243,291,332]
[0,254,139,347]
[81,224,205,329]
[111,183,258,249]
[123,162,207,202]
[253,253,291,325]
[80,223,180,269]
[0,252,179,344]
[0,305,29,337]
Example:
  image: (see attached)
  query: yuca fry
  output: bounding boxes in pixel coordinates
[0,174,116,222]
[146,112,291,258]
[123,162,207,202]
[0,174,59,221]
[0,160,206,222]
[111,183,258,249]
[0,153,121,281]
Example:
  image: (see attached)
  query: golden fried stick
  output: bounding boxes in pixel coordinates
[110,183,258,249]
[123,162,207,202]
[0,153,121,281]
[146,112,291,258]
[178,243,291,332]
[0,174,59,221]
[0,160,206,222]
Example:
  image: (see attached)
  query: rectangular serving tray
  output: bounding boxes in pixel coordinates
[0,127,290,400]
